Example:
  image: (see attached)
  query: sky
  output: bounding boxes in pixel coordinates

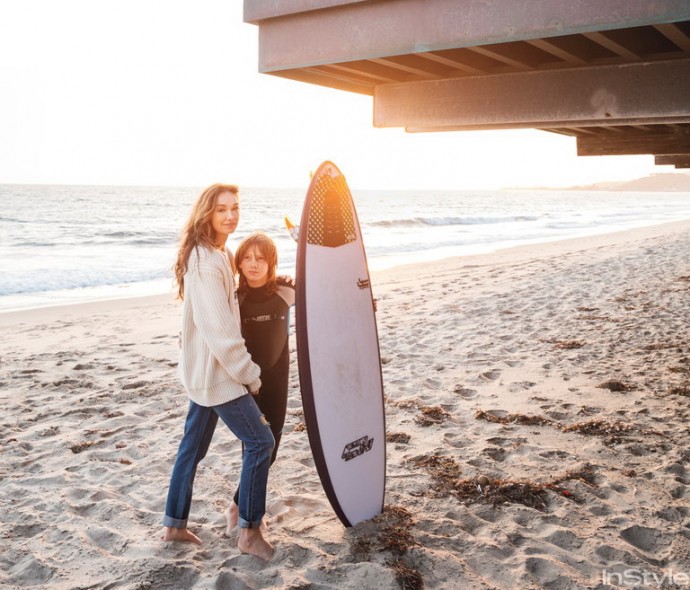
[0,0,664,191]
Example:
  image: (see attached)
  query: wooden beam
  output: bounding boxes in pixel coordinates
[246,0,690,72]
[582,31,640,59]
[369,58,441,80]
[655,155,690,166]
[577,130,690,156]
[654,23,690,51]
[465,46,534,71]
[416,52,486,75]
[524,38,589,66]
[267,67,374,95]
[374,59,690,130]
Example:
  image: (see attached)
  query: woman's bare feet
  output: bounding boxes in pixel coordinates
[238,527,274,562]
[161,526,202,545]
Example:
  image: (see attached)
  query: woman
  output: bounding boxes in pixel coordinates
[225,232,295,531]
[162,184,275,562]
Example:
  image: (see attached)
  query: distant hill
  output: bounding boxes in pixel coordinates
[567,172,690,192]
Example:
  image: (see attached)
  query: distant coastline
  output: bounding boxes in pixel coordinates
[514,171,690,192]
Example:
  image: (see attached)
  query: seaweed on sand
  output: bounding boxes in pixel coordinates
[410,455,462,493]
[475,409,553,426]
[597,379,634,392]
[350,505,423,589]
[562,418,665,446]
[410,455,598,511]
[540,338,585,350]
[387,432,412,444]
[561,419,662,437]
[415,405,450,426]
[669,382,690,396]
[389,559,424,590]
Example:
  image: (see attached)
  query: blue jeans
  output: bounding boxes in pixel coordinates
[163,394,275,529]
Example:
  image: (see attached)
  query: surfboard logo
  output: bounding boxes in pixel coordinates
[357,278,370,290]
[341,436,374,461]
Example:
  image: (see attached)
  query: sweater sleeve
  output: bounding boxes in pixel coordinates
[187,261,261,392]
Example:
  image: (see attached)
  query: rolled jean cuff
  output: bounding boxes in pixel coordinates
[238,517,263,529]
[162,514,188,529]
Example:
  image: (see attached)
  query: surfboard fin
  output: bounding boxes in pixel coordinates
[285,216,300,242]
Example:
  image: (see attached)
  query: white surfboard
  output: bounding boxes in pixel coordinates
[295,161,386,527]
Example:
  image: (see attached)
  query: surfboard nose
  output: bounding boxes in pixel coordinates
[308,168,357,248]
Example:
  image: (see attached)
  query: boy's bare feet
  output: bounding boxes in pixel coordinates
[225,503,268,537]
[238,527,274,562]
[161,526,202,545]
[224,503,239,537]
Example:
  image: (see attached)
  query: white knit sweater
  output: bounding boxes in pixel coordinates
[178,245,261,407]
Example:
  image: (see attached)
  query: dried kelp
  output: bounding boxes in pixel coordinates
[350,505,422,588]
[410,455,463,492]
[597,379,634,392]
[669,383,690,397]
[475,409,553,426]
[540,338,585,350]
[411,456,598,512]
[415,405,451,426]
[387,432,412,444]
[389,559,424,590]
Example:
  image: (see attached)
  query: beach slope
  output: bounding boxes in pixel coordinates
[1,220,689,589]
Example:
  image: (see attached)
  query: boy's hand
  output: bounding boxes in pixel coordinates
[276,275,295,289]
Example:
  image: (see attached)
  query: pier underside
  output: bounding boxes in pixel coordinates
[244,0,690,168]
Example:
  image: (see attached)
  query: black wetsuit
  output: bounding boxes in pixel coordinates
[233,279,294,506]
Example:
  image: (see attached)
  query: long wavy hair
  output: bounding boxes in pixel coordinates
[174,183,239,300]
[235,232,278,294]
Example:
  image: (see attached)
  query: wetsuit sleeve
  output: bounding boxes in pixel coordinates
[276,280,296,307]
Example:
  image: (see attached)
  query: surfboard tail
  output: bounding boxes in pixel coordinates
[285,215,300,242]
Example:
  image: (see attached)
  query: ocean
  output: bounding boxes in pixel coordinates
[1,183,689,312]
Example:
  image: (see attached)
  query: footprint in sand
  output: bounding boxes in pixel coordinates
[620,524,673,556]
[524,556,576,588]
[267,496,326,525]
[480,370,501,381]
[454,385,478,399]
[543,528,584,550]
[508,381,536,392]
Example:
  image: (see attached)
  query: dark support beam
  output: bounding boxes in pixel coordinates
[374,59,690,130]
[246,0,690,72]
[655,155,690,166]
[577,130,690,156]
[654,23,690,50]
[524,38,589,66]
[582,31,640,59]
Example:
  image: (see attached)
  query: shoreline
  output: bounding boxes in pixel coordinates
[2,218,689,588]
[2,217,690,325]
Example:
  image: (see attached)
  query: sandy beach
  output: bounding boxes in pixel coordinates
[1,220,689,589]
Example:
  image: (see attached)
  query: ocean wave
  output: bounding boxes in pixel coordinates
[2,184,689,308]
[368,215,539,228]
[0,269,171,297]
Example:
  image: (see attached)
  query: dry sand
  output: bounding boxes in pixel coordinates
[1,220,689,589]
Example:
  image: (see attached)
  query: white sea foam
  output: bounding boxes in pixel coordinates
[1,184,689,311]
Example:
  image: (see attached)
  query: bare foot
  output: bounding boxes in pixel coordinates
[224,503,239,537]
[238,528,274,562]
[225,503,268,537]
[161,526,202,545]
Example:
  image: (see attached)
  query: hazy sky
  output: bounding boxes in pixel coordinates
[0,1,663,190]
